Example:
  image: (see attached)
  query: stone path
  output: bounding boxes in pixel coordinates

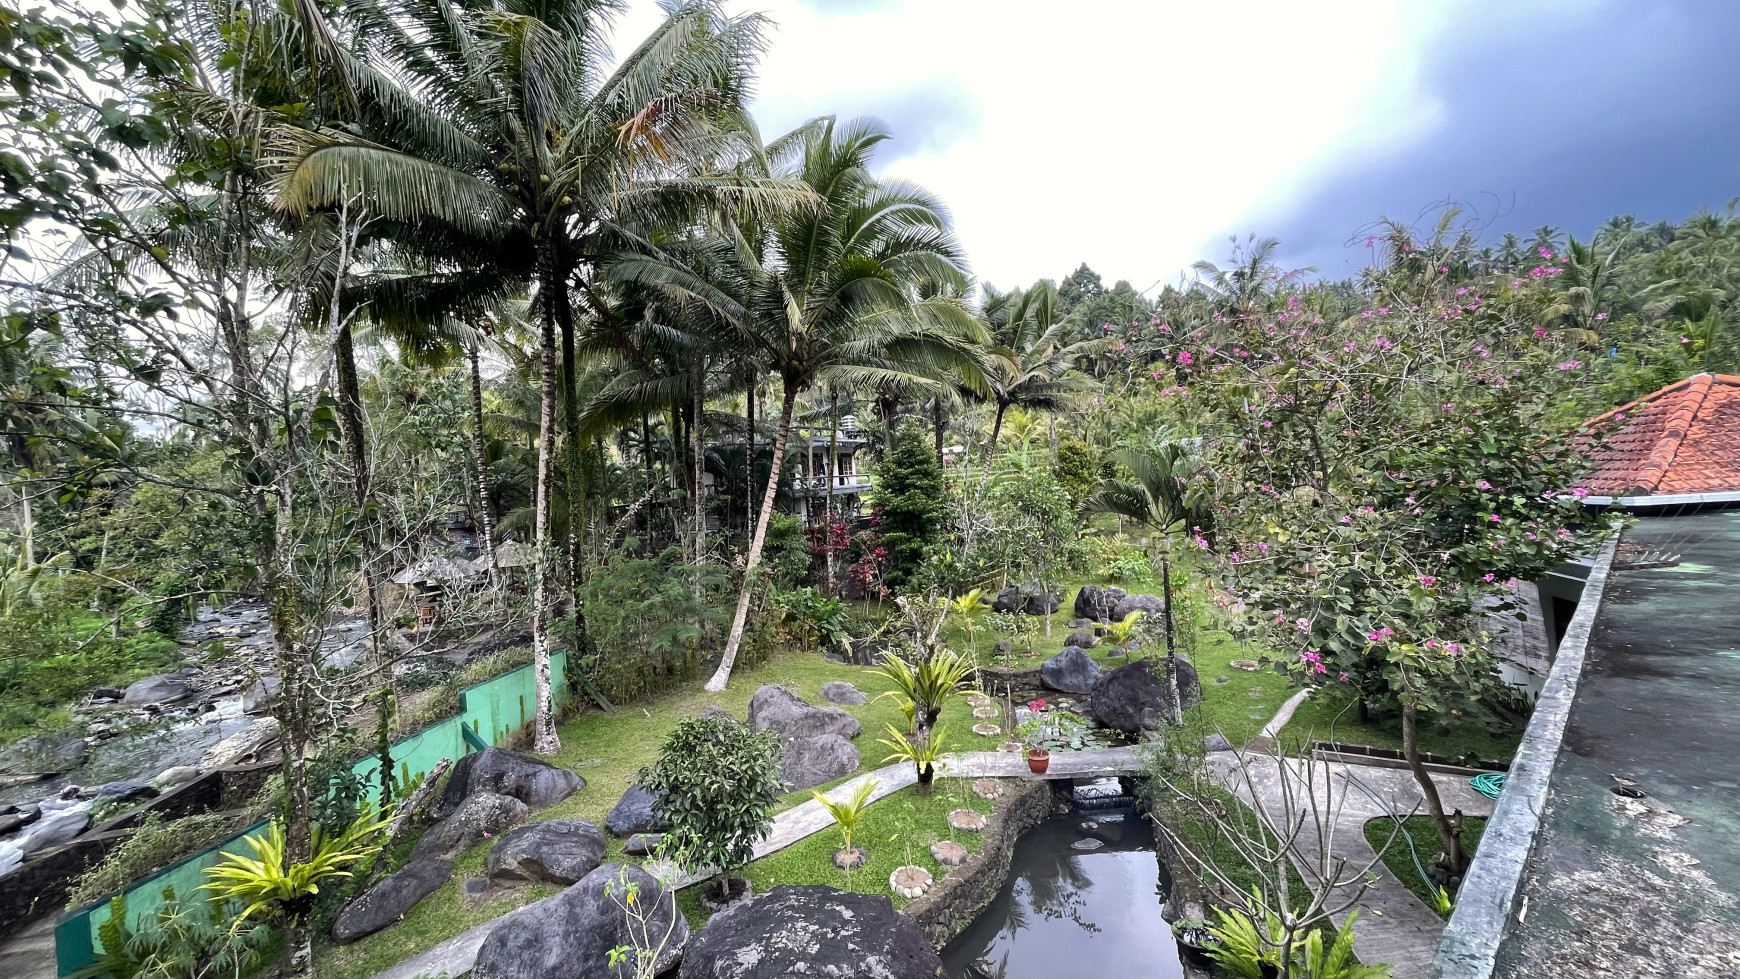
[1214,751,1496,979]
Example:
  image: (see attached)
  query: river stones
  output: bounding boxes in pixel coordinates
[1071,838,1105,852]
[930,841,969,866]
[889,865,933,899]
[122,675,192,706]
[972,779,1002,799]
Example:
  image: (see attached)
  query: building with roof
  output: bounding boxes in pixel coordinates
[1431,374,1740,978]
[1579,372,1740,507]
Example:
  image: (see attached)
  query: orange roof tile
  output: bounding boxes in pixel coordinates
[1579,373,1740,496]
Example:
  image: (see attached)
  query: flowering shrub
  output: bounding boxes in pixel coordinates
[1158,219,1619,869]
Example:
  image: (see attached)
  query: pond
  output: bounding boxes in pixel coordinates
[941,804,1185,979]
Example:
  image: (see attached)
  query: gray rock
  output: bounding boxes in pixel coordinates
[1066,618,1095,629]
[122,675,192,705]
[1064,629,1099,649]
[604,784,668,837]
[414,791,528,859]
[991,584,1061,616]
[747,685,860,742]
[0,808,39,835]
[1204,733,1234,752]
[624,833,663,856]
[242,675,280,713]
[1087,658,1201,733]
[1073,584,1127,622]
[486,819,607,884]
[1071,838,1105,851]
[0,734,89,775]
[200,716,280,769]
[90,687,124,701]
[1041,646,1103,694]
[472,863,688,979]
[18,807,88,855]
[779,735,860,792]
[95,781,158,804]
[433,748,584,819]
[153,765,201,787]
[818,681,867,706]
[332,858,453,943]
[679,884,942,979]
[1111,593,1166,622]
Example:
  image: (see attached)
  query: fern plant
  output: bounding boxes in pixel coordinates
[76,888,272,979]
[1207,904,1391,979]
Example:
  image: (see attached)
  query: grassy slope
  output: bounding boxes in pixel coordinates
[1361,815,1487,915]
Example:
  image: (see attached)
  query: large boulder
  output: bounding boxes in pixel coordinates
[242,675,280,713]
[472,863,689,979]
[1111,593,1166,622]
[331,858,453,943]
[780,735,860,792]
[122,674,192,706]
[414,791,528,859]
[818,681,867,706]
[17,807,89,855]
[991,584,1061,616]
[433,747,584,819]
[487,819,608,884]
[1041,646,1104,694]
[1073,585,1127,622]
[605,784,669,837]
[1064,629,1099,649]
[747,686,860,742]
[1088,658,1201,733]
[679,884,943,979]
[200,716,280,769]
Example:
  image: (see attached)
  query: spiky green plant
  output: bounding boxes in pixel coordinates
[812,778,878,857]
[879,723,949,792]
[875,647,973,740]
[947,589,989,658]
[1104,609,1146,658]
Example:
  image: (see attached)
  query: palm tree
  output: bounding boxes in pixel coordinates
[1190,235,1314,321]
[1494,232,1525,271]
[270,2,799,749]
[610,117,985,691]
[974,280,1103,482]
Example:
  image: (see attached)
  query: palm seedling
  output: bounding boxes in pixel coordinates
[875,647,974,742]
[880,723,949,793]
[1104,609,1146,659]
[812,778,879,887]
[948,588,989,659]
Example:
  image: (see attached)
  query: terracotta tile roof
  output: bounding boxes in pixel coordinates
[1580,373,1740,496]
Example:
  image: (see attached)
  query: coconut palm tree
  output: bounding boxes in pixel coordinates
[608,117,985,691]
[973,280,1104,481]
[270,1,803,749]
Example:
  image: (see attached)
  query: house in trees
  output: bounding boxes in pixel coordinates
[788,415,874,522]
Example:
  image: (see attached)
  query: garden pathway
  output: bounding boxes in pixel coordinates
[1215,751,1496,979]
[370,746,1144,979]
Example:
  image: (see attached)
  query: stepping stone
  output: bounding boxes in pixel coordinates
[1231,660,1260,671]
[889,865,932,899]
[964,692,991,707]
[972,706,999,719]
[997,741,1023,753]
[1216,676,1230,684]
[1071,838,1105,851]
[930,841,969,867]
[833,846,867,870]
[972,723,1000,737]
[972,779,1002,800]
[948,809,987,833]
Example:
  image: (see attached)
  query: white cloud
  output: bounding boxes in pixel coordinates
[609,1,1538,289]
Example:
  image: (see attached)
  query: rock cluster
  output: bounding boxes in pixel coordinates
[746,686,861,791]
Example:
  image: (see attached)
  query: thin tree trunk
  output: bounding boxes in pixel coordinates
[326,201,384,669]
[467,344,499,583]
[1402,699,1465,871]
[825,388,838,595]
[744,369,755,539]
[932,396,944,460]
[1161,558,1183,726]
[706,383,797,692]
[692,334,707,584]
[979,402,1007,489]
[558,272,583,597]
[530,245,562,754]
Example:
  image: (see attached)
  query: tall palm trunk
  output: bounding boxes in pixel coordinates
[706,382,796,691]
[691,334,707,585]
[333,324,383,659]
[555,274,598,673]
[932,396,944,459]
[530,244,562,754]
[467,344,499,583]
[744,368,755,538]
[980,401,1008,489]
[825,388,838,594]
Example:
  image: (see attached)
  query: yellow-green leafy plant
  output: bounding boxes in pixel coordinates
[947,589,990,658]
[812,778,878,889]
[875,647,973,742]
[879,723,948,793]
[1104,609,1146,658]
[1208,904,1391,979]
[201,808,390,976]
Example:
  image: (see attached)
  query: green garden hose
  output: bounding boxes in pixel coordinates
[1470,772,1506,799]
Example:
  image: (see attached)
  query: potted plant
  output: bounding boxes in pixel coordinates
[1170,917,1217,966]
[1026,745,1050,774]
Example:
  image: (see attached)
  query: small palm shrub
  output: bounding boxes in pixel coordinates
[75,888,272,979]
[1207,905,1391,979]
[875,647,972,740]
[879,723,949,792]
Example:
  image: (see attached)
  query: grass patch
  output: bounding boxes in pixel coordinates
[1361,815,1486,916]
[315,648,1000,979]
[681,778,998,928]
[1279,688,1521,764]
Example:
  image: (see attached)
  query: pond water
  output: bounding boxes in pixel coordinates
[941,806,1185,979]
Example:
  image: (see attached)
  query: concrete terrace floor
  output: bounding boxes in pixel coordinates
[1493,511,1740,978]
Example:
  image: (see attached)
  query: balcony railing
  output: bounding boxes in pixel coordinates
[794,473,872,494]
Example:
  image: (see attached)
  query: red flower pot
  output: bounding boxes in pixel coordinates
[1026,748,1050,775]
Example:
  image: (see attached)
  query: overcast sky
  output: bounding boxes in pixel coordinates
[617,0,1740,292]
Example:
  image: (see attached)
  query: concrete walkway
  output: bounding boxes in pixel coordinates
[1215,751,1495,979]
[372,746,1145,979]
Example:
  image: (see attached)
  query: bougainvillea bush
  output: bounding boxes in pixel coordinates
[1160,219,1617,869]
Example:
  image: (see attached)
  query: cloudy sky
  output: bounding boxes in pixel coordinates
[618,0,1740,292]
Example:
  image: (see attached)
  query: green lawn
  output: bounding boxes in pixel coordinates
[1277,688,1522,765]
[1361,815,1487,916]
[317,648,1001,979]
[685,778,998,926]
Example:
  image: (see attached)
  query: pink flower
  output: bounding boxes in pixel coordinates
[1338,671,1351,682]
[1489,514,1501,522]
[1418,575,1435,587]
[1176,350,1194,366]
[1476,480,1492,490]
[1295,618,1311,631]
[1571,487,1589,498]
[1029,698,1048,711]
[1482,573,1496,583]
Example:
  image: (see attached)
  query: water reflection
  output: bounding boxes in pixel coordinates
[941,808,1183,979]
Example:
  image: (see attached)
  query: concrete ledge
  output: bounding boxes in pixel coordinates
[1428,537,1618,979]
[902,779,1057,946]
